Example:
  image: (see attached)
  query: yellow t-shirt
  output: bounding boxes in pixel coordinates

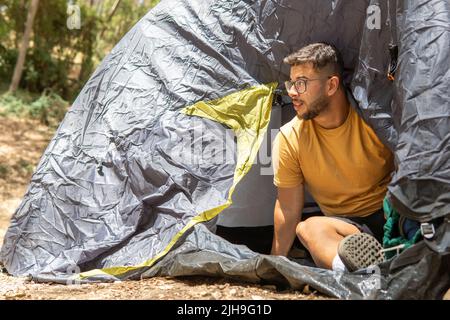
[273,106,394,217]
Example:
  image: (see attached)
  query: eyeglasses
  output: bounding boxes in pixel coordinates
[284,76,332,94]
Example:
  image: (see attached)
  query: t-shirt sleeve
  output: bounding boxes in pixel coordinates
[272,131,304,188]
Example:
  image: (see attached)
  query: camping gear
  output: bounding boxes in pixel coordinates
[1,0,449,299]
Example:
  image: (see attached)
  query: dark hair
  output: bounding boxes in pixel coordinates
[283,43,344,81]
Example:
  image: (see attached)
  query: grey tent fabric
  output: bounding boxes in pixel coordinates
[143,222,450,300]
[1,0,449,299]
[351,0,399,151]
[387,0,450,222]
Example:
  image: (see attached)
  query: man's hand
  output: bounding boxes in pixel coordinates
[271,184,304,256]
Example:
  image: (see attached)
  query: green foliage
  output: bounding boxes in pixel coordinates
[29,90,69,126]
[0,35,17,80]
[0,90,69,127]
[0,160,34,180]
[93,0,159,64]
[0,5,9,42]
[24,0,100,100]
[0,92,29,116]
[0,0,24,43]
[0,163,10,179]
[0,0,160,102]
[15,158,35,175]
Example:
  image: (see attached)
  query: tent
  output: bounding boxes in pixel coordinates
[1,0,449,299]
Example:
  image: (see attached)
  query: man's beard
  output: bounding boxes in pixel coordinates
[297,95,330,120]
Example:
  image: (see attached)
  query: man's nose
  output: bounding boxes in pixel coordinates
[287,85,298,98]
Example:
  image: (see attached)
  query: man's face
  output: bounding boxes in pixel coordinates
[287,63,330,120]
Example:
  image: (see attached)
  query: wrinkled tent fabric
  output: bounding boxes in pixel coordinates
[1,0,449,299]
[387,1,450,223]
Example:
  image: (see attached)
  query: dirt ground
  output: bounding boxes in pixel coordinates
[0,116,324,300]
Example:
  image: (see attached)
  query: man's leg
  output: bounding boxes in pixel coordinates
[296,216,360,269]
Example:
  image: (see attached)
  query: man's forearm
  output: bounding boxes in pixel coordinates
[271,204,301,256]
[270,185,304,256]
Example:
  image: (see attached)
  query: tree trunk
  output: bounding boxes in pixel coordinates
[99,0,122,39]
[9,0,40,93]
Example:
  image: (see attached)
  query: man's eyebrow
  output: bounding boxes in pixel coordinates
[293,76,309,80]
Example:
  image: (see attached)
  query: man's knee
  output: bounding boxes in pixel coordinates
[296,217,324,244]
[296,216,361,246]
[295,221,307,242]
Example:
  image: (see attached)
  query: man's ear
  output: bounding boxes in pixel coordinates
[327,76,340,96]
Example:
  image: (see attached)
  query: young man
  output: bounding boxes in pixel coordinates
[271,43,394,272]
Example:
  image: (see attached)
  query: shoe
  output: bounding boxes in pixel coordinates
[337,233,384,272]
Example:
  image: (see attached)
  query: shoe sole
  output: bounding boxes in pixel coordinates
[338,233,384,272]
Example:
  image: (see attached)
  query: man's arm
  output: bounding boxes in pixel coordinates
[270,184,304,256]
